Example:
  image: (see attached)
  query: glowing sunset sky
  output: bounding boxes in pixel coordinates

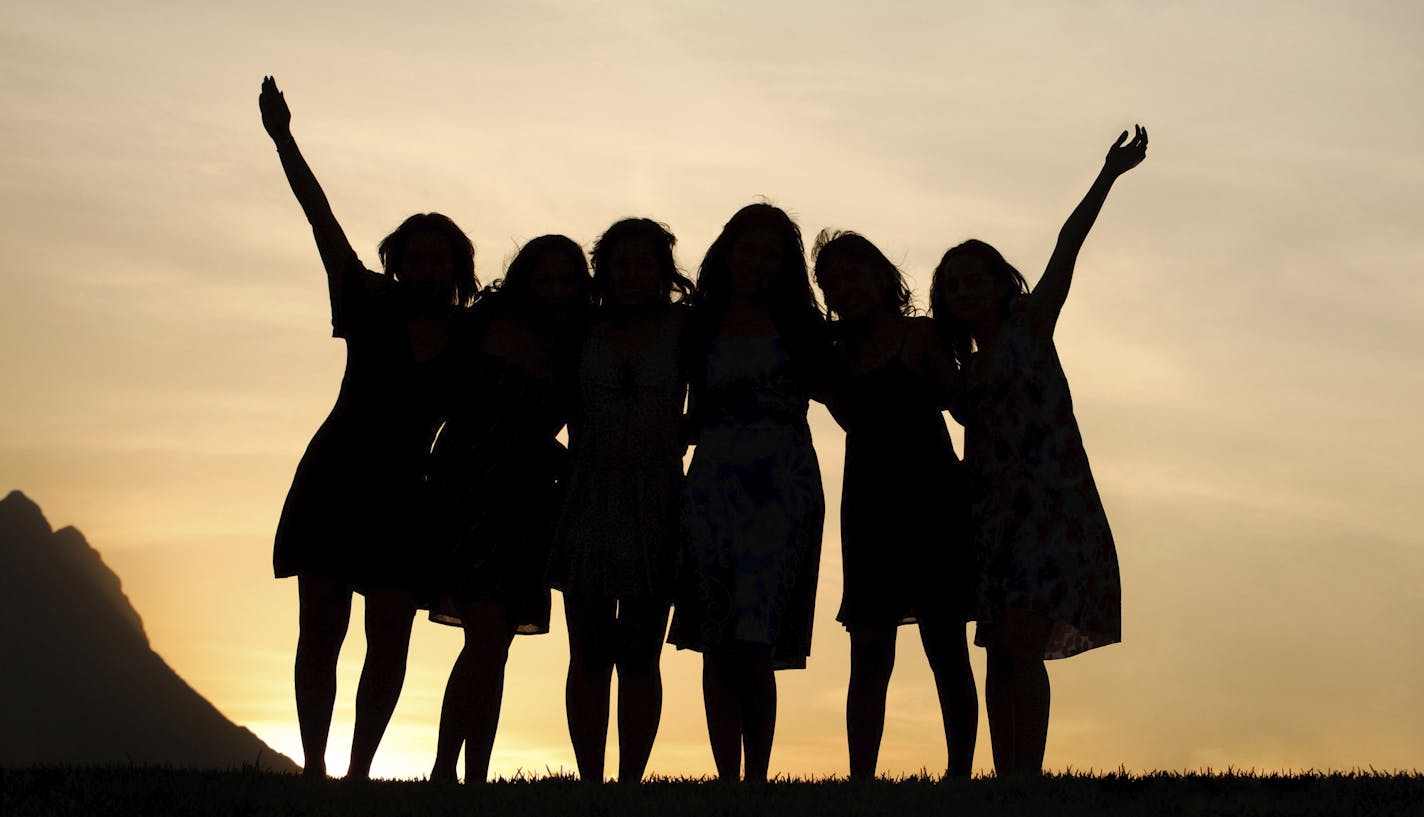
[3,0,1421,779]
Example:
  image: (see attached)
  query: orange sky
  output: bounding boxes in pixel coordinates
[3,0,1422,779]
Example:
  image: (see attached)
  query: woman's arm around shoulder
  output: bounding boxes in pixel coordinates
[902,315,963,415]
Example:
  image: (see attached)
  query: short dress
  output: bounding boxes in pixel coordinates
[831,351,974,629]
[273,255,454,594]
[427,324,567,635]
[547,310,686,602]
[668,334,825,670]
[961,300,1122,659]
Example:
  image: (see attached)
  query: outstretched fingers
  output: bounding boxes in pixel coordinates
[1104,123,1148,174]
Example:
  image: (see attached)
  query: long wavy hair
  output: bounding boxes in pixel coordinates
[929,238,1030,366]
[691,203,820,322]
[685,203,828,422]
[589,217,694,310]
[476,234,592,323]
[377,212,479,306]
[811,229,916,320]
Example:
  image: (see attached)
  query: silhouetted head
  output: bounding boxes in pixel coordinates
[696,203,817,316]
[377,213,478,306]
[684,204,827,409]
[590,218,693,313]
[929,239,1029,363]
[812,230,915,322]
[485,234,592,325]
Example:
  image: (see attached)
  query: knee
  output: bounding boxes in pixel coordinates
[296,631,344,666]
[850,658,894,689]
[463,627,512,664]
[569,630,616,676]
[365,618,415,658]
[986,644,1040,680]
[923,636,970,679]
[570,646,615,678]
[614,633,664,678]
[298,616,348,660]
[849,634,896,684]
[614,649,661,681]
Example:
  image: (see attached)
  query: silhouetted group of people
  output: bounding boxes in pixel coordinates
[260,76,1147,783]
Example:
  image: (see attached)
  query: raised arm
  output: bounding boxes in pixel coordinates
[260,76,359,276]
[1028,125,1148,335]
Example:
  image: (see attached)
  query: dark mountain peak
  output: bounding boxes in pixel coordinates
[1,489,52,542]
[50,524,149,643]
[0,490,297,773]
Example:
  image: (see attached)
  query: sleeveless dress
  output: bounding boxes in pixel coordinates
[831,346,974,628]
[547,310,685,601]
[668,334,824,670]
[273,256,454,595]
[962,300,1121,659]
[427,320,567,635]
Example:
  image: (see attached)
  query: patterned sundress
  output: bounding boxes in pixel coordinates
[548,309,686,601]
[668,334,824,670]
[961,299,1121,659]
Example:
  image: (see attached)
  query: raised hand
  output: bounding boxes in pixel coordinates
[1104,124,1148,177]
[259,75,355,277]
[260,76,292,141]
[1029,124,1149,334]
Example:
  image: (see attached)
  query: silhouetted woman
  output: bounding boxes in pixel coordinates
[812,230,978,780]
[261,77,478,779]
[427,234,591,783]
[929,126,1148,776]
[668,203,829,783]
[547,218,693,783]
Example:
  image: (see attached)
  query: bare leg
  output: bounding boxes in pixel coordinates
[702,652,742,781]
[846,625,896,781]
[564,594,616,783]
[458,601,514,783]
[430,648,469,783]
[984,610,1051,777]
[430,600,513,783]
[347,587,416,780]
[295,574,352,779]
[613,599,670,783]
[738,647,776,784]
[919,618,978,779]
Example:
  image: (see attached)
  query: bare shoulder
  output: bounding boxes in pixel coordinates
[349,261,388,291]
[481,311,537,351]
[900,315,956,380]
[330,252,388,299]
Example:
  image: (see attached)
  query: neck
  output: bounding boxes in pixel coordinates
[404,292,454,317]
[605,300,664,323]
[839,307,893,338]
[968,313,1002,348]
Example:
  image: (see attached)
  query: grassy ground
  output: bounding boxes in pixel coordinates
[3,767,1422,817]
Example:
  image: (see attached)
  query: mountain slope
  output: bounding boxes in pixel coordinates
[0,490,297,772]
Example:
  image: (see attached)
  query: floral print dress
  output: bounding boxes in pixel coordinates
[669,334,824,670]
[962,300,1121,659]
[548,310,685,601]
